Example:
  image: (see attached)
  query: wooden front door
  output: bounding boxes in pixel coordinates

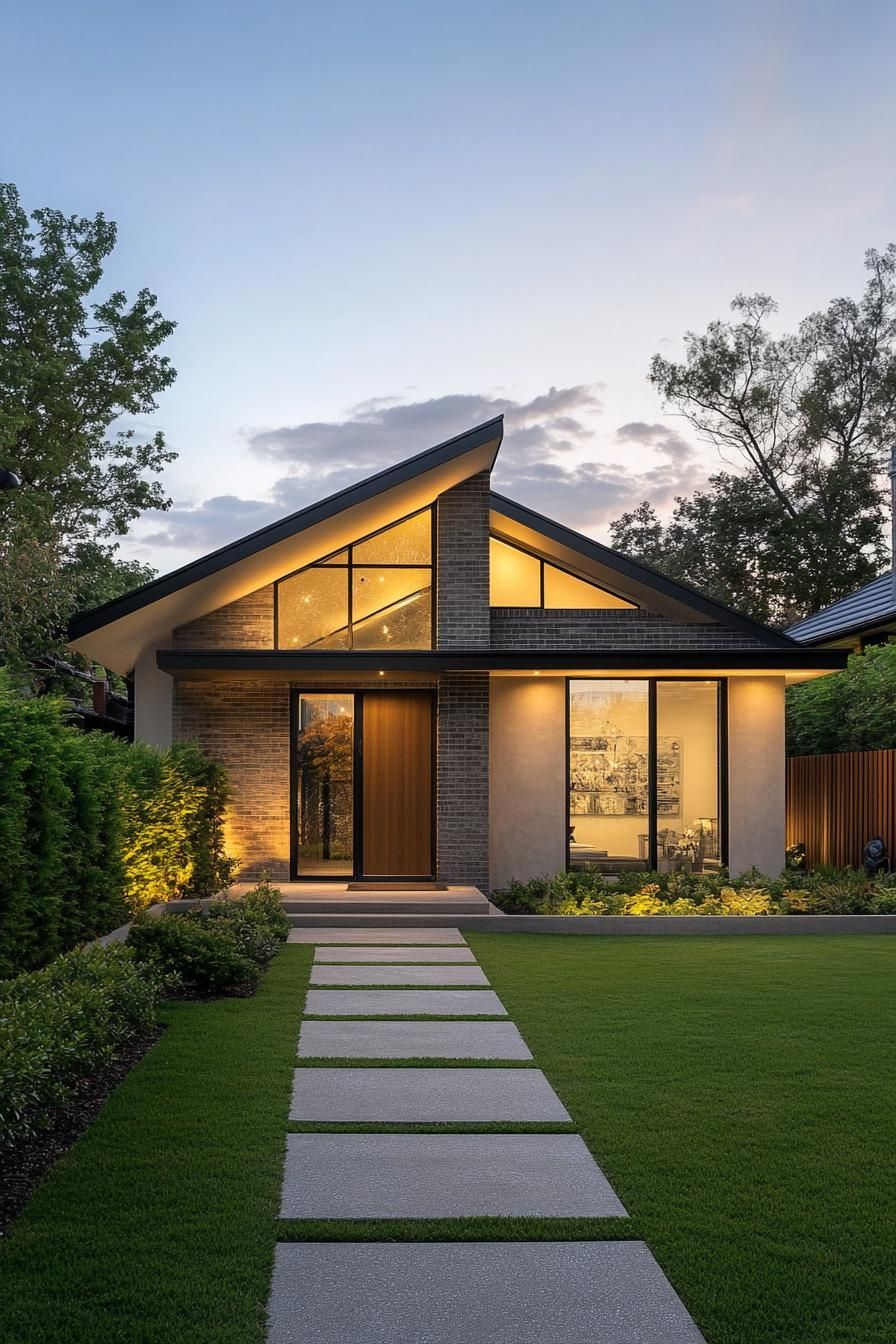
[361,691,434,878]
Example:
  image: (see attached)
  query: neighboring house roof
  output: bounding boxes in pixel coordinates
[786,572,896,646]
[69,413,839,673]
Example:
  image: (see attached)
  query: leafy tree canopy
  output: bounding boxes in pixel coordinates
[787,641,896,755]
[0,182,176,677]
[611,247,896,627]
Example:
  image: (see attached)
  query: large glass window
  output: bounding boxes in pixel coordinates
[295,693,355,876]
[656,680,720,874]
[568,679,722,874]
[276,509,432,650]
[490,536,637,610]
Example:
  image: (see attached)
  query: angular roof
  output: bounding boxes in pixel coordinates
[490,493,797,649]
[68,416,503,671]
[787,572,896,646]
[69,412,827,672]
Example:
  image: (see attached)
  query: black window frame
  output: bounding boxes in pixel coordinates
[565,676,728,874]
[274,506,437,651]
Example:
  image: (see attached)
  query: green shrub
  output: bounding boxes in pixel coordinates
[0,673,237,975]
[0,945,164,1150]
[112,738,237,910]
[127,915,259,995]
[201,876,289,962]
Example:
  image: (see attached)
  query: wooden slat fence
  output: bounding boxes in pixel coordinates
[786,749,896,869]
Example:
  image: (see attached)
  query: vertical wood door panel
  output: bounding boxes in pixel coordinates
[362,692,433,877]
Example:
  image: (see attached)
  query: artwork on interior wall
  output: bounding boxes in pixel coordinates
[569,735,681,817]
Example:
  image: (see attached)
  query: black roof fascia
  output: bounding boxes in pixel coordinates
[489,493,797,649]
[158,648,849,675]
[69,416,504,640]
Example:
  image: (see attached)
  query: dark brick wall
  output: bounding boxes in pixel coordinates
[173,587,274,649]
[436,472,490,648]
[436,672,490,891]
[490,608,772,650]
[173,679,290,880]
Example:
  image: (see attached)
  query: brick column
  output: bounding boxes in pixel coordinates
[437,672,490,892]
[436,471,491,648]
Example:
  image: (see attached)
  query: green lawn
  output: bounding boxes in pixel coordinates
[468,933,896,1344]
[0,944,313,1344]
[0,935,892,1344]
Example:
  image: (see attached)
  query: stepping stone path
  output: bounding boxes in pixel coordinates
[303,987,507,1016]
[268,926,706,1342]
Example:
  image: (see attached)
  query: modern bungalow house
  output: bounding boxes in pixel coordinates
[68,417,845,893]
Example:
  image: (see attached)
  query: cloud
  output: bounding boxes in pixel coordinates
[136,387,707,558]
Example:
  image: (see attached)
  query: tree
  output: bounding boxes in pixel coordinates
[611,248,896,627]
[786,642,896,755]
[0,183,176,676]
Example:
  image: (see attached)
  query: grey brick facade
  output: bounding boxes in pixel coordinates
[174,678,290,880]
[173,587,274,649]
[436,672,490,892]
[490,608,771,651]
[436,472,490,648]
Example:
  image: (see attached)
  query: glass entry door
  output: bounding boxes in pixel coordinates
[294,693,355,876]
[293,690,435,880]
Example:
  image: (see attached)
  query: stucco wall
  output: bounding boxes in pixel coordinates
[727,676,786,875]
[133,643,173,747]
[489,677,566,891]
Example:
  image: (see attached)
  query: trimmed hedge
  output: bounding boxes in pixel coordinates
[493,865,896,916]
[0,676,236,977]
[0,945,165,1151]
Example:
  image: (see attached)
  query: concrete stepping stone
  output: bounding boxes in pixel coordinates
[289,1067,571,1123]
[279,1133,627,1218]
[304,989,506,1017]
[267,1241,706,1343]
[309,965,489,986]
[297,1019,532,1059]
[313,946,476,963]
[288,928,466,945]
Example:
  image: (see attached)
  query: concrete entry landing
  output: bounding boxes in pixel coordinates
[228,882,497,920]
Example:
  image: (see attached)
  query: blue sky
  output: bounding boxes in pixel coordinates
[5,0,896,571]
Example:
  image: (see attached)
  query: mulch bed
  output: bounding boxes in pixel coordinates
[0,1027,164,1238]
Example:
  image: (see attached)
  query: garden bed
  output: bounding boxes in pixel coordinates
[492,865,896,917]
[0,1027,163,1236]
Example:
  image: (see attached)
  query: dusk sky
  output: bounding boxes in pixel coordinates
[5,0,896,572]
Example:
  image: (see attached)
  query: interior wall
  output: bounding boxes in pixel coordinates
[489,677,566,890]
[727,676,786,875]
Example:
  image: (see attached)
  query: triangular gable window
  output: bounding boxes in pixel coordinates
[276,509,433,650]
[490,537,637,610]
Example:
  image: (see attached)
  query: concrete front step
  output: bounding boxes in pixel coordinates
[286,912,502,927]
[283,899,488,916]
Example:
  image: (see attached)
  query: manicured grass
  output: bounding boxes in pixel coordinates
[467,933,896,1344]
[2,934,892,1344]
[0,944,313,1344]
